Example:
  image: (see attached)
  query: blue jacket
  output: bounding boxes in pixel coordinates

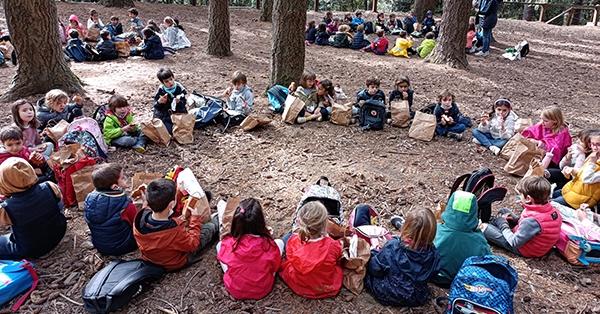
[433,102,462,129]
[351,32,369,50]
[306,27,317,42]
[140,35,164,60]
[97,39,118,60]
[356,88,386,105]
[479,0,499,29]
[36,97,84,131]
[351,17,365,26]
[315,31,330,45]
[153,82,188,124]
[106,22,123,38]
[2,182,66,258]
[389,89,414,109]
[84,190,137,256]
[364,237,441,307]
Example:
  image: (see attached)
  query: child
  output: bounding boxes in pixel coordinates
[433,90,466,141]
[388,76,414,118]
[472,98,519,155]
[327,17,339,34]
[36,89,84,132]
[279,201,343,299]
[294,69,320,123]
[482,176,562,258]
[314,23,330,46]
[316,79,335,121]
[87,9,104,30]
[330,24,352,48]
[385,13,403,34]
[84,163,138,256]
[350,24,370,50]
[466,23,477,53]
[388,30,414,58]
[322,11,333,25]
[403,11,417,34]
[11,99,52,159]
[342,13,353,25]
[153,68,187,133]
[147,19,161,33]
[133,178,218,271]
[128,8,144,37]
[160,17,191,50]
[0,126,44,170]
[131,27,164,60]
[432,191,491,286]
[221,71,254,126]
[103,95,147,153]
[58,19,68,44]
[0,157,66,259]
[67,14,86,39]
[216,198,283,300]
[364,207,441,307]
[355,77,386,115]
[374,12,388,33]
[351,11,365,31]
[107,16,123,39]
[96,30,118,60]
[64,29,90,62]
[554,129,600,209]
[548,129,594,188]
[305,20,317,45]
[363,29,388,55]
[420,10,435,36]
[416,32,436,58]
[522,106,572,168]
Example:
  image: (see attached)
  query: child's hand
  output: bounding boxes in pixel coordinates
[225,87,233,96]
[577,209,587,222]
[34,168,42,175]
[35,144,47,152]
[72,94,83,105]
[562,166,574,178]
[590,151,599,163]
[241,98,247,108]
[158,93,168,104]
[402,91,408,99]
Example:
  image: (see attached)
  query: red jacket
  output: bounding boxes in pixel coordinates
[0,146,31,165]
[279,235,343,299]
[514,202,562,258]
[133,210,201,271]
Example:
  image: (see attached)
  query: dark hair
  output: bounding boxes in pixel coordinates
[172,17,183,31]
[69,29,79,38]
[147,19,160,32]
[90,9,98,16]
[437,89,455,102]
[318,79,335,97]
[468,23,475,32]
[146,178,176,212]
[142,27,154,39]
[516,176,551,205]
[318,22,327,32]
[377,12,385,20]
[230,198,275,252]
[11,99,40,129]
[306,20,316,33]
[0,125,23,142]
[110,15,119,21]
[108,95,129,113]
[395,75,410,87]
[366,77,380,87]
[91,163,123,190]
[157,68,174,82]
[376,29,384,37]
[490,97,512,117]
[128,8,138,16]
[100,29,110,39]
[399,30,407,38]
[231,71,247,85]
[425,32,435,39]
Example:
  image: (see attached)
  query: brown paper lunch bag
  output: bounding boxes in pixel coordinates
[171,113,195,144]
[390,100,411,128]
[408,111,436,141]
[330,102,353,126]
[141,118,171,147]
[281,95,305,124]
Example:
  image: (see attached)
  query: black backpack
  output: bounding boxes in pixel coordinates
[450,168,507,223]
[93,104,109,131]
[359,99,386,131]
[191,92,231,132]
[82,259,165,314]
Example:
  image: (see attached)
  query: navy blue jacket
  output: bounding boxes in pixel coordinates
[356,88,386,105]
[36,97,84,132]
[351,32,370,50]
[364,237,441,307]
[389,89,414,109]
[2,182,66,258]
[97,39,118,60]
[306,28,317,42]
[315,31,330,45]
[84,190,137,256]
[479,0,499,29]
[107,23,123,37]
[433,102,462,128]
[140,35,164,60]
[153,82,188,124]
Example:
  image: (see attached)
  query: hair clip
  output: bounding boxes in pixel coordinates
[239,208,245,214]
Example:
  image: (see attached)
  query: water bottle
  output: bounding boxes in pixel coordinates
[541,148,554,169]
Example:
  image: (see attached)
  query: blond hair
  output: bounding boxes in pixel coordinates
[45,89,68,109]
[400,207,437,250]
[297,201,328,243]
[541,106,565,134]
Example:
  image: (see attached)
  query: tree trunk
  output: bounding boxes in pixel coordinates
[523,4,535,21]
[190,0,197,6]
[260,0,273,22]
[414,0,436,22]
[268,0,306,89]
[1,0,84,102]
[207,0,232,56]
[314,0,319,11]
[426,0,471,68]
[100,0,134,7]
[255,0,260,10]
[571,0,583,25]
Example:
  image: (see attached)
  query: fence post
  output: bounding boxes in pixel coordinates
[539,4,547,22]
[593,5,599,26]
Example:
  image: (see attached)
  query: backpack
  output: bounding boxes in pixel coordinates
[449,168,507,223]
[359,99,386,130]
[93,103,109,131]
[267,85,289,114]
[445,255,518,314]
[68,116,110,154]
[190,92,230,132]
[65,41,90,62]
[348,204,390,250]
[0,260,38,311]
[292,176,344,230]
[82,259,165,314]
[420,103,437,115]
[556,217,600,266]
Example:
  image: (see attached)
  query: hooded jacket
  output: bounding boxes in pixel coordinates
[279,234,343,299]
[433,191,491,286]
[562,158,600,208]
[522,123,572,165]
[217,235,281,300]
[103,109,138,145]
[226,85,254,116]
[0,145,31,165]
[364,237,441,307]
[139,35,164,60]
[356,88,386,105]
[36,97,84,131]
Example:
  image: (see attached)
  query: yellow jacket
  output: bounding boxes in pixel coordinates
[562,159,600,208]
[388,37,413,58]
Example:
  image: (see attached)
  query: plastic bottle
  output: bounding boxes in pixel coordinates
[541,148,554,169]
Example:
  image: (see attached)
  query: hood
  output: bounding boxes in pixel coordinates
[69,14,79,22]
[36,97,51,112]
[133,210,178,250]
[427,10,433,15]
[390,238,441,282]
[231,85,252,97]
[0,157,37,196]
[440,191,479,231]
[286,237,334,274]
[227,235,275,261]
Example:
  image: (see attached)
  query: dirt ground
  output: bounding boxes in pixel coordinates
[1,2,600,313]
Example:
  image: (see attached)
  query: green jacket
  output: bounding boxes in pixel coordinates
[432,191,491,287]
[417,38,436,58]
[103,111,138,145]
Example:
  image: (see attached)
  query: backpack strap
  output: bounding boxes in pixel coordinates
[10,260,39,311]
[468,173,495,196]
[450,173,471,196]
[317,176,331,186]
[477,186,507,223]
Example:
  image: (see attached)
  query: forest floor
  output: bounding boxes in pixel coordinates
[1,2,600,313]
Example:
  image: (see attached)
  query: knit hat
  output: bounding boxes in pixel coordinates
[427,10,433,16]
[0,157,37,196]
[69,14,79,22]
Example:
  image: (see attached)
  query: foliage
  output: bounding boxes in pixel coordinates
[500,0,598,25]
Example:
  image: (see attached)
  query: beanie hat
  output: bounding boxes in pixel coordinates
[0,157,37,196]
[427,10,433,15]
[69,14,79,22]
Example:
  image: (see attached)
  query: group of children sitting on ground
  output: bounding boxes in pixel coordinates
[61,8,191,62]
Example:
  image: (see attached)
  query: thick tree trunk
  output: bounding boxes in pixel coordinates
[191,0,197,6]
[1,0,83,102]
[255,0,260,10]
[426,0,471,68]
[100,0,134,7]
[207,0,232,56]
[260,0,274,22]
[414,0,436,21]
[314,0,319,11]
[268,0,306,88]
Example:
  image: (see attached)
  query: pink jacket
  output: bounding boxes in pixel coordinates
[217,235,281,300]
[522,123,572,165]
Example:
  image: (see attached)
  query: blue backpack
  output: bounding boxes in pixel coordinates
[0,260,38,310]
[191,93,230,132]
[58,129,108,162]
[359,99,386,130]
[445,255,518,314]
[267,85,289,114]
[65,41,90,62]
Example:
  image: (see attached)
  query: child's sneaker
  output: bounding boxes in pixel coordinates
[472,138,482,145]
[316,116,323,122]
[390,215,405,230]
[350,118,357,124]
[474,51,489,57]
[489,145,501,155]
[133,142,146,154]
[386,118,392,124]
[296,117,307,124]
[447,132,463,142]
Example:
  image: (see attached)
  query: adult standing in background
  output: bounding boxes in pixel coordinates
[476,0,501,57]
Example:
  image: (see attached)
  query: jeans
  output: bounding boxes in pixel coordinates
[546,168,570,190]
[472,129,507,148]
[111,130,147,148]
[0,234,26,260]
[482,208,523,256]
[482,27,492,53]
[436,123,466,136]
[552,189,570,207]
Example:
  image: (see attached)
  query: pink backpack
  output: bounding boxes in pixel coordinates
[348,204,391,250]
[556,217,600,266]
[68,116,109,154]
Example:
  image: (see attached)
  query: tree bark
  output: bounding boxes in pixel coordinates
[426,0,471,68]
[100,0,134,7]
[207,0,232,56]
[260,0,274,22]
[571,0,583,25]
[1,0,84,102]
[190,0,197,6]
[414,0,436,21]
[523,4,535,21]
[314,0,319,11]
[268,0,306,89]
